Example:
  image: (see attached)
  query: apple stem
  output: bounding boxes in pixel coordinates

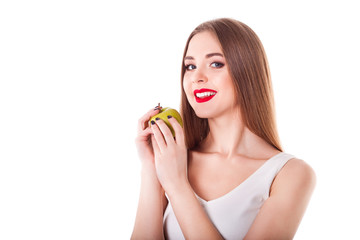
[154,103,162,111]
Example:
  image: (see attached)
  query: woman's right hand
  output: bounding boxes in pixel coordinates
[135,106,162,166]
[132,106,167,240]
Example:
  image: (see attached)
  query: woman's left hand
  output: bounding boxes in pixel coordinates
[150,115,188,196]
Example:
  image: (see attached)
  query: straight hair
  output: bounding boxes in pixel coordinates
[180,18,282,152]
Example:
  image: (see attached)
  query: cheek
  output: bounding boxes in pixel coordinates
[182,78,192,97]
[225,80,237,104]
[217,74,236,100]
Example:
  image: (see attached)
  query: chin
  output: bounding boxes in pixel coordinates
[187,96,223,119]
[191,105,216,119]
[194,112,210,119]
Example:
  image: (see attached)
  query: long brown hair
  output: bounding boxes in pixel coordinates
[180,18,282,152]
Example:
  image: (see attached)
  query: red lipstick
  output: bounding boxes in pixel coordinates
[194,88,217,103]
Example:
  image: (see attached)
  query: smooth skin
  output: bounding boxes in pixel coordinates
[131,31,316,239]
[131,107,167,240]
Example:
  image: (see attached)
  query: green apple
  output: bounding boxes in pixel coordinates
[149,107,183,137]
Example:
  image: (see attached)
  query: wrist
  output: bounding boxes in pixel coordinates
[140,162,163,192]
[166,178,193,201]
[140,160,156,175]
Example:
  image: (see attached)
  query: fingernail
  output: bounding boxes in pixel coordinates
[151,120,155,125]
[155,117,160,121]
[167,115,172,119]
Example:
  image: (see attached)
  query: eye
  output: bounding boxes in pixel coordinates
[210,62,224,68]
[185,64,196,70]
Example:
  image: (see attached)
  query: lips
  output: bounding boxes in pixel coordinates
[194,88,217,103]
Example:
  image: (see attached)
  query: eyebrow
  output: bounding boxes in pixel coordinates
[184,52,224,60]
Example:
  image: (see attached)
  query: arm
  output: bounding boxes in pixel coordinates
[244,158,316,240]
[131,162,167,240]
[167,180,223,239]
[131,107,167,240]
[151,117,223,239]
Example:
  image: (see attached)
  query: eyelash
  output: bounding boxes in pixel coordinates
[211,62,224,68]
[184,64,196,70]
[184,62,225,70]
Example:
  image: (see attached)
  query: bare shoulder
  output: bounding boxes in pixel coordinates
[271,157,316,196]
[245,158,316,239]
[280,158,316,180]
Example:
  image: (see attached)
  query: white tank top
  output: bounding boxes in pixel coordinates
[163,152,295,240]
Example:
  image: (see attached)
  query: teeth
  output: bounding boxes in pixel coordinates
[196,92,216,98]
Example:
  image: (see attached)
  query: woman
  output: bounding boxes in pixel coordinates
[132,18,316,240]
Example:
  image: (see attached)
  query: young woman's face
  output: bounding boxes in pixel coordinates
[183,31,237,119]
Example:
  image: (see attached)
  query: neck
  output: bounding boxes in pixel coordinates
[197,109,278,159]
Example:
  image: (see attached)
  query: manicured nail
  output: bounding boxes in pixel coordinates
[155,117,160,121]
[151,120,155,125]
[167,115,172,119]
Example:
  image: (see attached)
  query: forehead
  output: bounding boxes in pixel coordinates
[186,31,223,57]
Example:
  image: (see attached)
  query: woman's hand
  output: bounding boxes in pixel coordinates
[151,117,224,239]
[134,106,161,167]
[150,115,188,195]
[132,106,168,240]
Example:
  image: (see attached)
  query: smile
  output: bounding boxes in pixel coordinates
[194,88,217,103]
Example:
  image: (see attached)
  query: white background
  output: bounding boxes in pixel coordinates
[1,0,359,239]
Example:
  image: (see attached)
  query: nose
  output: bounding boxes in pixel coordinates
[192,68,208,84]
